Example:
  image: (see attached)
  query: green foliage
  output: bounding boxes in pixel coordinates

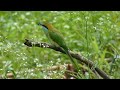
[0,11,120,79]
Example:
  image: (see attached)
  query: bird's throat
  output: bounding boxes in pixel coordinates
[43,27,48,32]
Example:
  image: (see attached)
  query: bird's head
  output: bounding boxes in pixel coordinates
[38,22,54,30]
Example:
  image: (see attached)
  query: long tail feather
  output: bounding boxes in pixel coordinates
[65,50,80,71]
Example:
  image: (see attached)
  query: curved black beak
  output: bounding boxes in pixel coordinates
[37,22,43,26]
[37,22,48,29]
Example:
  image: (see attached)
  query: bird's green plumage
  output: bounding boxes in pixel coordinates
[48,28,68,51]
[38,22,80,71]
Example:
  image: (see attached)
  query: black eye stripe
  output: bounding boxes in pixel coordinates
[42,25,48,29]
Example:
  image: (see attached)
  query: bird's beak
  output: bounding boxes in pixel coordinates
[37,22,43,26]
[37,22,48,29]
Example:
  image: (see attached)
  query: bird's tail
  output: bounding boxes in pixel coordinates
[65,50,80,71]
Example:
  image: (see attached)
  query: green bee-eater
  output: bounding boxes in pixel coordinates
[38,22,80,71]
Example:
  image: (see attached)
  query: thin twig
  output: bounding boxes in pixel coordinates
[24,39,110,79]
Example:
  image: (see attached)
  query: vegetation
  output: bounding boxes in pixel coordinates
[0,11,120,79]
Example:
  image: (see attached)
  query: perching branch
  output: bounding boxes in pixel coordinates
[24,39,110,79]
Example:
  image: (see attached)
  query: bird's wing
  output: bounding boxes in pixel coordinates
[48,29,68,51]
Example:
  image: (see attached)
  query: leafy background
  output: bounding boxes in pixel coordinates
[0,11,120,79]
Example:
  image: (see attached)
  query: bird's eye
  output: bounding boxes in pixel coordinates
[42,25,48,29]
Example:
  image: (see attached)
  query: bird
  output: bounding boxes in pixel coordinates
[37,22,80,71]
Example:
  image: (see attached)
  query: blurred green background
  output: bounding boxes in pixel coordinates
[0,11,120,79]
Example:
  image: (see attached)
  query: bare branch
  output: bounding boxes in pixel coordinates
[24,39,110,79]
